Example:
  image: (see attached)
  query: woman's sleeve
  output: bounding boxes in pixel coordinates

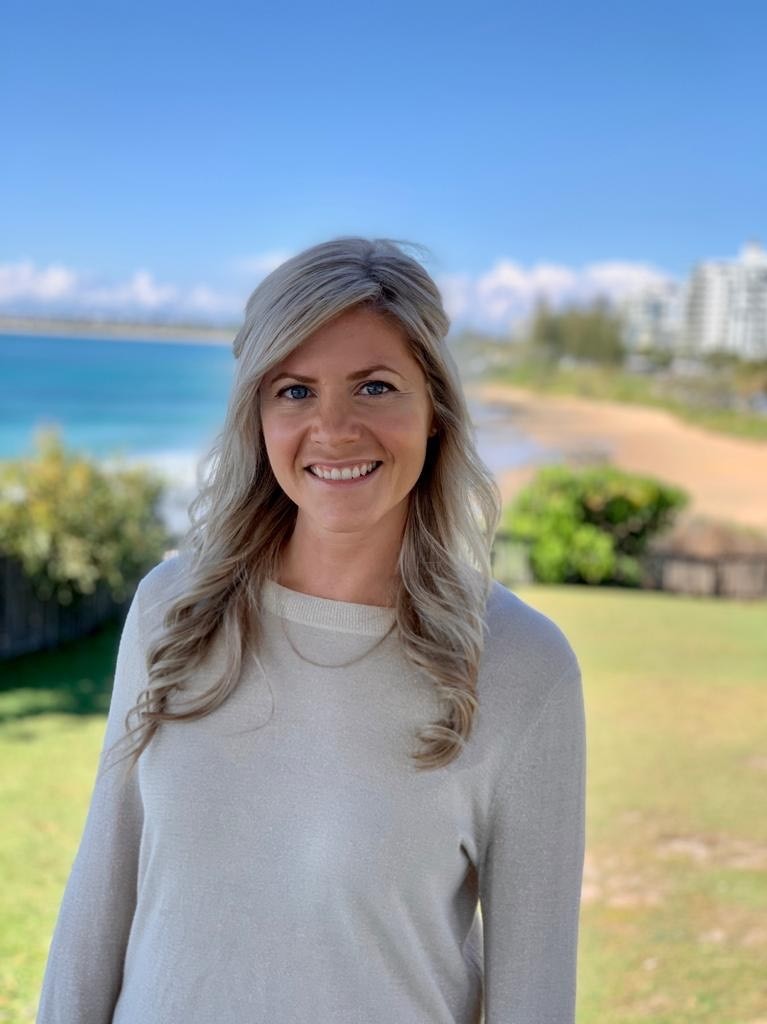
[36,582,148,1024]
[479,658,587,1024]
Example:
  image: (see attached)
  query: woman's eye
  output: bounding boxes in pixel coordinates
[360,380,395,396]
[276,380,395,400]
[277,384,310,400]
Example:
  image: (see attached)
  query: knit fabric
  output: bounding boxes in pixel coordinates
[37,554,586,1023]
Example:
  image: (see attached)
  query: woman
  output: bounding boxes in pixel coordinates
[37,236,587,1024]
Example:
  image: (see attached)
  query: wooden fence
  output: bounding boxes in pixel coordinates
[640,550,767,600]
[0,555,131,660]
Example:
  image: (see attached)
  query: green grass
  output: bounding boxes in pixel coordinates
[0,621,122,1022]
[514,584,767,1024]
[2,589,767,1023]
[484,362,767,442]
[0,621,121,723]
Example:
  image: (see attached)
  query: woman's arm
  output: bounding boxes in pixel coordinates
[36,583,148,1023]
[479,660,587,1023]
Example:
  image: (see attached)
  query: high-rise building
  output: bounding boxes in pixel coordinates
[685,241,767,360]
[619,280,685,353]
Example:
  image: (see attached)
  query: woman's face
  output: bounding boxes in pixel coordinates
[258,306,436,539]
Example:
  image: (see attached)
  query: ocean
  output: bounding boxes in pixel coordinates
[1,332,556,535]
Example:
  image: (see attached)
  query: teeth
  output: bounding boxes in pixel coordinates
[309,461,378,480]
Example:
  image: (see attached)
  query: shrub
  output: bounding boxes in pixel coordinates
[0,427,171,604]
[501,464,689,585]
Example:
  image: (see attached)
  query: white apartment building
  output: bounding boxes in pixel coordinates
[619,280,685,353]
[685,241,767,360]
[618,240,767,361]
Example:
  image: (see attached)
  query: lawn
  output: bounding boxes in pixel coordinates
[519,584,767,1024]
[1,585,766,1023]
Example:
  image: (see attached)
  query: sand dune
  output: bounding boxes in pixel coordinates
[466,381,767,534]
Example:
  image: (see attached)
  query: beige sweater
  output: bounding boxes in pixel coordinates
[37,554,586,1023]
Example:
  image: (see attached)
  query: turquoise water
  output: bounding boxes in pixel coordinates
[0,332,234,460]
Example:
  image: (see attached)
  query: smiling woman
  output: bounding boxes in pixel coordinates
[37,236,586,1024]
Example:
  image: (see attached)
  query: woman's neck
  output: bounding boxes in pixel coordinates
[276,534,401,607]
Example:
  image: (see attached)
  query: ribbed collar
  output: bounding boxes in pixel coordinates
[261,579,397,636]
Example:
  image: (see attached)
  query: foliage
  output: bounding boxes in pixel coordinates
[501,463,689,585]
[637,344,675,370]
[525,297,627,366]
[0,428,170,604]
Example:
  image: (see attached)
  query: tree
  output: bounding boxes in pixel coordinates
[528,297,566,363]
[527,297,626,366]
[0,428,171,604]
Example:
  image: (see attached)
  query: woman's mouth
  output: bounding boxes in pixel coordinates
[305,461,383,485]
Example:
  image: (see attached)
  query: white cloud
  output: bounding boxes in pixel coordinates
[0,261,244,322]
[185,284,243,316]
[83,270,179,311]
[580,261,673,300]
[0,253,678,332]
[0,260,79,302]
[438,258,676,332]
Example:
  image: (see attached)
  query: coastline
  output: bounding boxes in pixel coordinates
[0,317,235,346]
[465,380,767,533]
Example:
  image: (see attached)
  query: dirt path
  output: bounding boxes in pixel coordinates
[466,381,767,533]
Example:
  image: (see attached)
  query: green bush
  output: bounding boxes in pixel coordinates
[501,464,689,585]
[0,428,171,604]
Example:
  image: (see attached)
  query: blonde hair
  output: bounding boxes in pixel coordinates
[108,236,502,777]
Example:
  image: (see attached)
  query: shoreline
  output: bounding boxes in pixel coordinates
[0,318,235,346]
[465,380,767,533]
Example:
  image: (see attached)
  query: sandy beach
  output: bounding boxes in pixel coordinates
[466,381,767,534]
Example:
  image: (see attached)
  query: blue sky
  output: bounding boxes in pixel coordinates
[2,0,765,331]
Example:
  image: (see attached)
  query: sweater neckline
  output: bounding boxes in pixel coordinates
[261,579,397,636]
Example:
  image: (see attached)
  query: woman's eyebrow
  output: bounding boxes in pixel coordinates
[267,364,405,385]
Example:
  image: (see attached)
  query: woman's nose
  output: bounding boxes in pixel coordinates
[310,394,363,443]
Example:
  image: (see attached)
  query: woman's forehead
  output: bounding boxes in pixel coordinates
[267,325,423,381]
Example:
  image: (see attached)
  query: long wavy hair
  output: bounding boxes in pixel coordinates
[106,236,502,778]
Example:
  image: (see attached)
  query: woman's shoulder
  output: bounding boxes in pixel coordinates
[483,578,581,688]
[134,549,192,621]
